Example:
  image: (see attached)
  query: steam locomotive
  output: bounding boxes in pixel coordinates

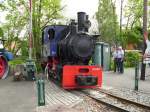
[41,12,102,89]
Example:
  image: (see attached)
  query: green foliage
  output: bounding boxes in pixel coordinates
[0,0,63,59]
[124,0,143,28]
[9,58,26,67]
[110,51,141,69]
[110,58,114,71]
[32,0,63,59]
[0,27,4,37]
[35,61,42,73]
[122,26,143,48]
[124,51,140,67]
[0,0,28,56]
[9,58,42,73]
[96,0,119,44]
[121,0,143,48]
[21,40,28,57]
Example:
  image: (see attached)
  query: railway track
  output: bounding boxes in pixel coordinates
[40,77,150,112]
[80,89,150,112]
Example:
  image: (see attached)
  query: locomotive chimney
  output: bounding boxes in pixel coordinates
[77,12,91,33]
[77,12,86,32]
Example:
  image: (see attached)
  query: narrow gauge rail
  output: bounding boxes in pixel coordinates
[98,89,150,110]
[80,89,150,112]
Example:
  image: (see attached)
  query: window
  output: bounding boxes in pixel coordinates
[48,29,55,40]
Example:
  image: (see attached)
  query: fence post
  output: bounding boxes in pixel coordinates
[135,61,139,91]
[37,79,45,106]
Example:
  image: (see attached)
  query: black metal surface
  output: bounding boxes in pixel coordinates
[69,34,94,59]
[77,12,91,32]
[75,75,98,86]
[77,12,86,32]
[41,12,96,65]
[101,44,104,67]
[58,29,94,64]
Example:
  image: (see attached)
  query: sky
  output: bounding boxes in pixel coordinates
[61,0,127,20]
[0,0,3,3]
[61,0,127,32]
[0,0,128,28]
[0,0,5,24]
[62,0,99,19]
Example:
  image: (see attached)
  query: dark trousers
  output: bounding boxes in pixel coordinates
[117,58,124,73]
[114,58,118,72]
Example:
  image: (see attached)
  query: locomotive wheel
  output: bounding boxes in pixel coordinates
[0,55,9,79]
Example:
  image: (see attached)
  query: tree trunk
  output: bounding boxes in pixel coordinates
[140,0,147,80]
[32,0,42,60]
[120,0,123,43]
[111,0,117,44]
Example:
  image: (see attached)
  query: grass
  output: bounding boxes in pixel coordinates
[9,58,26,67]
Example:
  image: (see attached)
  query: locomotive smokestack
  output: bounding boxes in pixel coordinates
[77,12,86,32]
[77,12,91,33]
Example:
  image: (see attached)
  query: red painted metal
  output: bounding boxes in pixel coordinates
[46,57,59,70]
[62,65,102,89]
[0,56,7,78]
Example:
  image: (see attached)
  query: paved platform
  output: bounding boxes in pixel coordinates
[37,105,84,112]
[103,67,150,93]
[45,81,83,107]
[0,76,36,112]
[36,80,83,112]
[1,67,150,112]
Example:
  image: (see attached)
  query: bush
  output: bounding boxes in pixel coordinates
[9,58,26,67]
[124,51,141,67]
[35,61,42,73]
[9,58,42,73]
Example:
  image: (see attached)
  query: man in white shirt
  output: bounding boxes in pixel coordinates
[117,46,124,73]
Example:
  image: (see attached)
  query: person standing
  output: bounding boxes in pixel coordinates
[112,46,118,72]
[143,32,150,63]
[117,46,124,73]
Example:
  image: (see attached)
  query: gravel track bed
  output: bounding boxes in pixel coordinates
[82,89,149,112]
[71,90,118,112]
[102,87,150,106]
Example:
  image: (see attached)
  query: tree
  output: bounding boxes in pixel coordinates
[121,0,143,49]
[0,27,3,38]
[124,0,143,29]
[32,0,63,59]
[122,27,143,49]
[0,0,28,56]
[96,0,119,44]
[120,0,123,46]
[0,0,63,58]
